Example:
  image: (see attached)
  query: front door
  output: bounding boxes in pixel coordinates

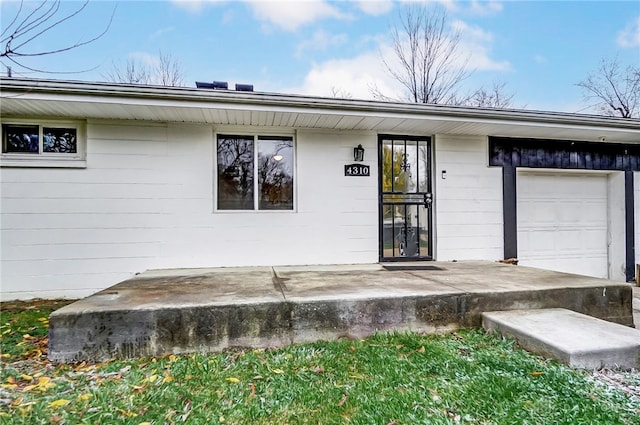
[379,135,433,261]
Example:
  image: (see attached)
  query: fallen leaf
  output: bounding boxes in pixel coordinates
[20,374,33,382]
[314,367,325,374]
[49,399,70,408]
[226,377,240,383]
[78,393,91,401]
[132,385,146,393]
[530,371,544,377]
[417,346,426,353]
[247,383,256,404]
[117,408,138,418]
[271,369,285,374]
[337,393,348,407]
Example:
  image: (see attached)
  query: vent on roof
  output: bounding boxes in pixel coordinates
[235,83,254,92]
[195,81,228,90]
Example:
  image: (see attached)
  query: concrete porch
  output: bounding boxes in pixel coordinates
[48,261,636,363]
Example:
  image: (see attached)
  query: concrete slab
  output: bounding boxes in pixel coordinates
[483,308,640,369]
[48,261,636,362]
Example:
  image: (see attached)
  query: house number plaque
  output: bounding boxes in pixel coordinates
[344,164,370,177]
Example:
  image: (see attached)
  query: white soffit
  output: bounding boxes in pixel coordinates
[1,78,639,143]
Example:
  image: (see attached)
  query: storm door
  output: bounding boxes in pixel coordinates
[379,135,433,261]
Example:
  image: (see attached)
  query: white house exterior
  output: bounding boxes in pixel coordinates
[1,78,639,300]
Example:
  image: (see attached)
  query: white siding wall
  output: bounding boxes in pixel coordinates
[1,122,379,300]
[433,135,503,261]
[635,172,640,271]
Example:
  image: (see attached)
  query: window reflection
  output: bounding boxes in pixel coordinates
[258,137,293,210]
[216,135,294,211]
[3,124,39,153]
[217,135,254,210]
[43,128,77,153]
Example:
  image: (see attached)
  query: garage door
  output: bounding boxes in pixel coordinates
[517,172,609,278]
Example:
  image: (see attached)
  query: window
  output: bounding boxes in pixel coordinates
[1,121,85,167]
[217,134,294,210]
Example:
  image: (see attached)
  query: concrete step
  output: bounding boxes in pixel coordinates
[482,308,640,370]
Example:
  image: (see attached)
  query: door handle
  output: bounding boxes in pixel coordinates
[423,193,432,207]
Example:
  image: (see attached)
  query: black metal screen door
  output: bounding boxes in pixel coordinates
[379,135,432,261]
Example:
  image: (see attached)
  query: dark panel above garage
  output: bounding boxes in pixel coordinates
[489,137,640,171]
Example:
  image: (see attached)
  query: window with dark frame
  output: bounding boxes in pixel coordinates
[2,124,78,155]
[217,134,294,211]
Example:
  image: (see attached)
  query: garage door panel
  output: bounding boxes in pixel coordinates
[517,172,608,278]
[523,257,607,278]
[521,228,606,253]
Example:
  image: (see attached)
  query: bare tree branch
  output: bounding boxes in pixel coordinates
[157,50,184,87]
[1,0,115,74]
[330,86,353,99]
[104,59,152,85]
[576,57,640,118]
[378,4,471,104]
[461,80,515,109]
[104,50,185,87]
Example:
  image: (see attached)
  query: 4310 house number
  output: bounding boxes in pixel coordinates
[344,164,370,176]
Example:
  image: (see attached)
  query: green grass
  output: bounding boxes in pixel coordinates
[1,302,639,424]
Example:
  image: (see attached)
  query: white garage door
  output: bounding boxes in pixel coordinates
[517,172,609,278]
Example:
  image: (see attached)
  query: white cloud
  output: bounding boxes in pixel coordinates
[287,21,510,101]
[357,0,394,16]
[285,49,401,100]
[617,16,640,47]
[295,29,348,57]
[469,0,502,16]
[170,0,210,13]
[245,0,351,32]
[453,20,511,71]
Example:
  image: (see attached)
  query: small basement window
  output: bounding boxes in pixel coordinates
[216,134,294,211]
[1,121,86,168]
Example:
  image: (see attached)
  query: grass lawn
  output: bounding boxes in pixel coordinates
[1,301,639,424]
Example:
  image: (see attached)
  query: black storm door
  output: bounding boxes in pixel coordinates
[379,135,433,261]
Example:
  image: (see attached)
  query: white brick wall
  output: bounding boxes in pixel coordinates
[433,135,503,261]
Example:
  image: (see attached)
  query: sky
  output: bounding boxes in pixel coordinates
[1,0,639,114]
